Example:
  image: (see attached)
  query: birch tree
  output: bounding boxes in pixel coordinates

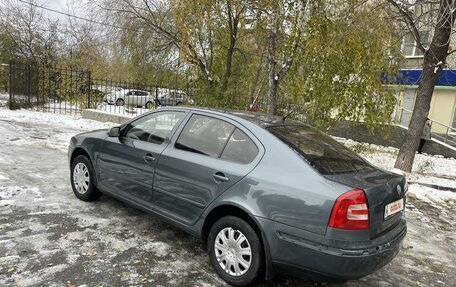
[262,0,308,115]
[284,1,401,129]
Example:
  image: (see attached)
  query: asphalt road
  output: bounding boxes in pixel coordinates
[0,118,454,287]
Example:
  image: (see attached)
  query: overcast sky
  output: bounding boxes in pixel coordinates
[40,0,83,22]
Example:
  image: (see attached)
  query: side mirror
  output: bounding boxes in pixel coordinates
[108,127,121,137]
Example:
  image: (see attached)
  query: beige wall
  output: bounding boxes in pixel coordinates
[428,90,456,133]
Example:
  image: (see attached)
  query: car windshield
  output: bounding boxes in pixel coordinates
[267,124,376,175]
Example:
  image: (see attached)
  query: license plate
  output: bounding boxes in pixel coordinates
[384,198,404,219]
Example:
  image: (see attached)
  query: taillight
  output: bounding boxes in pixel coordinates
[328,188,369,230]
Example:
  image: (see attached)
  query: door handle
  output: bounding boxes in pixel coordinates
[213,172,229,183]
[144,153,156,163]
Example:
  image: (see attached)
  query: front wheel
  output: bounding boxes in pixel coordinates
[70,155,101,201]
[208,216,264,286]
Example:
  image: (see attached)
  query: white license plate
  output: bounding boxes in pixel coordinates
[384,198,404,219]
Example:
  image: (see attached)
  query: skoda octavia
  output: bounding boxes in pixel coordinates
[68,108,407,286]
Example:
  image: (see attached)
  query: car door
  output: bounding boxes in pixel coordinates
[152,113,263,225]
[125,90,137,106]
[98,111,187,206]
[135,90,148,107]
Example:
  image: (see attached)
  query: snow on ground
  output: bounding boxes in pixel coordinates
[0,107,115,152]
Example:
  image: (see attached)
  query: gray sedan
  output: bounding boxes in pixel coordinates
[68,108,407,286]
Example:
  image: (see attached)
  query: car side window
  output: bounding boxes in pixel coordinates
[175,115,235,157]
[137,91,147,96]
[221,128,258,164]
[124,112,185,144]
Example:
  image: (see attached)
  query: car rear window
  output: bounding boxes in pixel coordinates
[267,125,375,175]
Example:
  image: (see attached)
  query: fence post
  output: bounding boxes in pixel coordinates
[87,71,92,110]
[155,86,158,109]
[27,63,32,108]
[8,61,12,110]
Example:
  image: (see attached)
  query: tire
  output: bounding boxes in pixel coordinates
[155,99,161,106]
[70,155,102,202]
[116,98,125,106]
[208,216,264,286]
[176,101,182,106]
[146,101,154,109]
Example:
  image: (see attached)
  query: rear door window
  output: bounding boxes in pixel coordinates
[221,129,258,164]
[267,125,375,174]
[176,115,235,157]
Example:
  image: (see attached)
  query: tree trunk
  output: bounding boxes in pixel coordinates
[394,56,438,172]
[394,3,455,172]
[222,2,237,93]
[267,9,279,115]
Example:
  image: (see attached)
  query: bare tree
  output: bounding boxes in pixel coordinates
[0,0,48,62]
[386,0,456,172]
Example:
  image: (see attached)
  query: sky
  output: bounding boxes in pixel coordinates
[42,0,70,21]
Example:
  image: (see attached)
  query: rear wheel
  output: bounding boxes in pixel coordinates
[155,99,161,106]
[70,155,101,201]
[145,101,154,109]
[208,216,264,286]
[116,98,124,106]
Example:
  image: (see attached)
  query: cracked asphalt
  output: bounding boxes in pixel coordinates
[0,114,455,287]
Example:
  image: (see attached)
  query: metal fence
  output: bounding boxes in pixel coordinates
[394,107,456,148]
[9,61,94,114]
[8,61,302,120]
[8,61,189,116]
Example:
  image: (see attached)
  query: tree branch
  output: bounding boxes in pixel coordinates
[386,0,426,53]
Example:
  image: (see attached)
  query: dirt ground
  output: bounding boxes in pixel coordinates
[0,118,455,287]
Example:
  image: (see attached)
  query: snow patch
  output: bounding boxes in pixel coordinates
[408,184,456,203]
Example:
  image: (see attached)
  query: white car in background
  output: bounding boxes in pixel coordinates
[156,90,194,106]
[103,89,155,109]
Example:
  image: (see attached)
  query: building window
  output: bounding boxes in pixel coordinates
[401,31,430,58]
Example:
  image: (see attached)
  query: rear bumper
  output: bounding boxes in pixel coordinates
[256,217,406,280]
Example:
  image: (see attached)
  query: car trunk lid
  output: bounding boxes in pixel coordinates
[325,170,406,239]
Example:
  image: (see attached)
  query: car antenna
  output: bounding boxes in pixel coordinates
[282,110,294,123]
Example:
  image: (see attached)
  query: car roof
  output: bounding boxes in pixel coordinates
[159,106,306,129]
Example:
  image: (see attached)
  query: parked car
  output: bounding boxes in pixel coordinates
[68,108,407,286]
[156,90,193,106]
[103,88,155,109]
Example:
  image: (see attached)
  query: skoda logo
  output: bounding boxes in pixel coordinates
[396,185,402,196]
